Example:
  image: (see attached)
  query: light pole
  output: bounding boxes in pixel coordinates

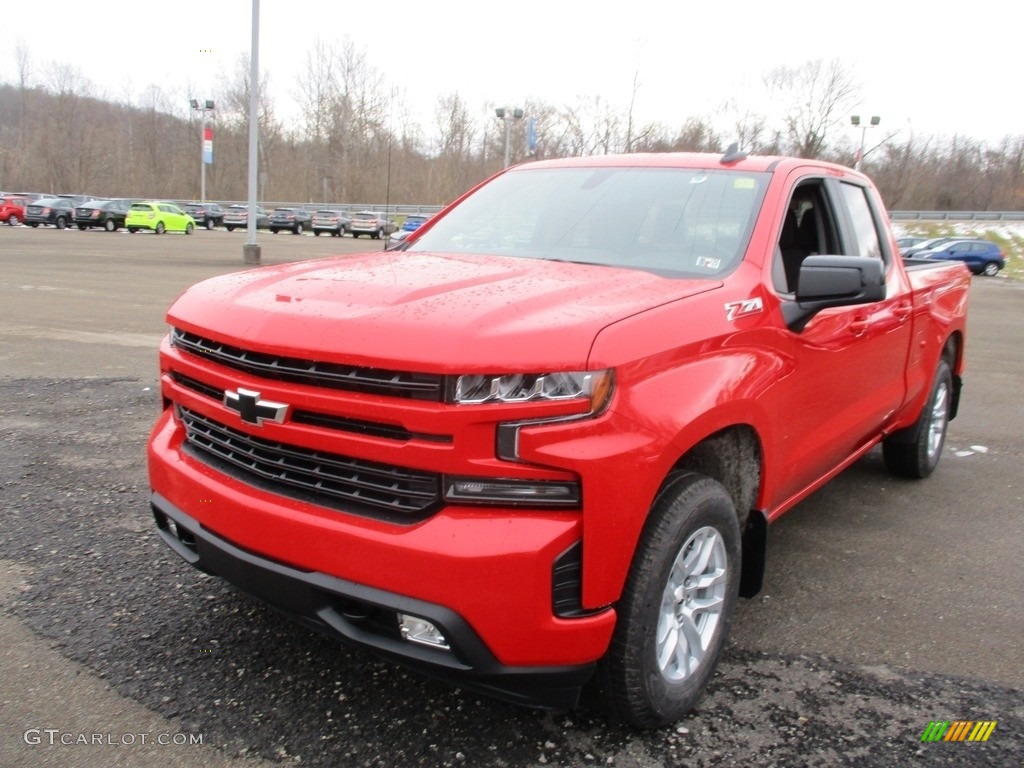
[189,99,215,201]
[495,107,524,168]
[851,114,880,172]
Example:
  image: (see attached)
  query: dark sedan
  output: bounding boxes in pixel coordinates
[74,199,133,231]
[223,204,270,232]
[24,197,75,229]
[269,207,312,235]
[183,202,226,230]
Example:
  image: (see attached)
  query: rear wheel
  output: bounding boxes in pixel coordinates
[104,219,117,232]
[883,358,953,478]
[77,224,87,231]
[55,216,67,229]
[128,228,137,233]
[225,226,235,232]
[599,472,740,727]
[351,232,360,238]
[372,227,383,240]
[294,223,303,235]
[29,223,39,228]
[982,261,1000,276]
[314,230,321,237]
[155,221,165,235]
[6,214,17,225]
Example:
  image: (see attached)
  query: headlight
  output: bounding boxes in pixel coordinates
[450,370,613,410]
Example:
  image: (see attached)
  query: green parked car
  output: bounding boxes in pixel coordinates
[126,201,196,234]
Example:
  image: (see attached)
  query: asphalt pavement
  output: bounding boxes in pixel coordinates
[1,226,1021,767]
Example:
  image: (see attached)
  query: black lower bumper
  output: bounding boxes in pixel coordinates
[150,493,594,710]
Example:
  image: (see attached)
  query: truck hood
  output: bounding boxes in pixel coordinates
[168,251,718,371]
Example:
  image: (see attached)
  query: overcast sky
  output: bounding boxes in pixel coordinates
[2,1,1021,147]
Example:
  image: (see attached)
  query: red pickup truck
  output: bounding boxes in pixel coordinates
[148,151,970,727]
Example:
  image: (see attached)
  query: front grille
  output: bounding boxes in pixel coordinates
[171,328,444,401]
[170,372,450,443]
[178,406,442,523]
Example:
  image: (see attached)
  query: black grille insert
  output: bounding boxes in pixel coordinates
[171,328,444,401]
[178,406,442,523]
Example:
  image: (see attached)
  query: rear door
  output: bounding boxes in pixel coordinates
[765,171,914,510]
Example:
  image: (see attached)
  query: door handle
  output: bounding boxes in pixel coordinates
[893,303,913,320]
[849,320,868,336]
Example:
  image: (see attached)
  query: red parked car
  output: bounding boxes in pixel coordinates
[0,196,28,225]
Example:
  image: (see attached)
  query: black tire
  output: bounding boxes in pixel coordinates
[155,221,165,235]
[883,358,953,478]
[982,261,1000,277]
[6,214,17,226]
[599,472,741,728]
[77,224,87,231]
[294,223,303,235]
[313,230,321,237]
[185,222,194,235]
[373,227,383,240]
[205,218,215,230]
[128,228,137,234]
[270,228,279,234]
[55,216,67,230]
[104,218,117,232]
[351,232,360,238]
[225,226,235,232]
[29,223,39,228]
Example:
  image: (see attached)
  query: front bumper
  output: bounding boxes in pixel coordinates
[150,491,599,709]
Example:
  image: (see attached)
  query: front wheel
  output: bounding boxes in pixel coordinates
[55,217,67,229]
[351,232,360,238]
[185,222,194,235]
[77,224,87,231]
[104,219,117,232]
[128,227,137,233]
[883,358,952,478]
[599,472,740,728]
[982,261,1000,276]
[225,226,235,232]
[6,214,17,225]
[205,218,215,230]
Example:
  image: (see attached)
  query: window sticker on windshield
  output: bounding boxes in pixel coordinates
[690,175,708,184]
[695,256,722,269]
[734,178,756,189]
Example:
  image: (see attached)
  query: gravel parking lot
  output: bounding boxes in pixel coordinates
[1,227,1021,767]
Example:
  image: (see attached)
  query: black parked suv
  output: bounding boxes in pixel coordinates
[24,197,75,229]
[183,202,226,230]
[74,199,133,231]
[269,207,312,235]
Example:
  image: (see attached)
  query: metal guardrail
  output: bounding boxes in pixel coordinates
[890,211,1024,222]
[178,201,1024,223]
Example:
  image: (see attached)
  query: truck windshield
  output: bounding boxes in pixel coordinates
[408,166,770,278]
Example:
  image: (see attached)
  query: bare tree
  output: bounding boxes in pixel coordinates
[764,58,861,158]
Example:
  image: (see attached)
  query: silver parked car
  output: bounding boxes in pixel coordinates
[349,211,398,239]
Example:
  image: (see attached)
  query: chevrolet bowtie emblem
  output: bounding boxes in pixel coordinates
[223,388,289,426]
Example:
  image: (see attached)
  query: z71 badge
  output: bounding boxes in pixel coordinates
[724,297,764,321]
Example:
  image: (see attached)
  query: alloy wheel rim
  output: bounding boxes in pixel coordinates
[656,525,728,682]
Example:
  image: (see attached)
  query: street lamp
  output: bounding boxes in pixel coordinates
[850,114,880,172]
[189,98,216,201]
[495,106,524,168]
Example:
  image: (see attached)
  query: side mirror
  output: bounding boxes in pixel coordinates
[782,255,886,332]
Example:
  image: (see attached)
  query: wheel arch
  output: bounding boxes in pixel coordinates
[671,424,767,598]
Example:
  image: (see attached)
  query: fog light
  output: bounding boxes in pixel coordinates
[398,614,450,650]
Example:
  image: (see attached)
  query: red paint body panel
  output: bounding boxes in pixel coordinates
[147,152,970,691]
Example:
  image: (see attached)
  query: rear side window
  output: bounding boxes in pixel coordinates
[838,183,884,262]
